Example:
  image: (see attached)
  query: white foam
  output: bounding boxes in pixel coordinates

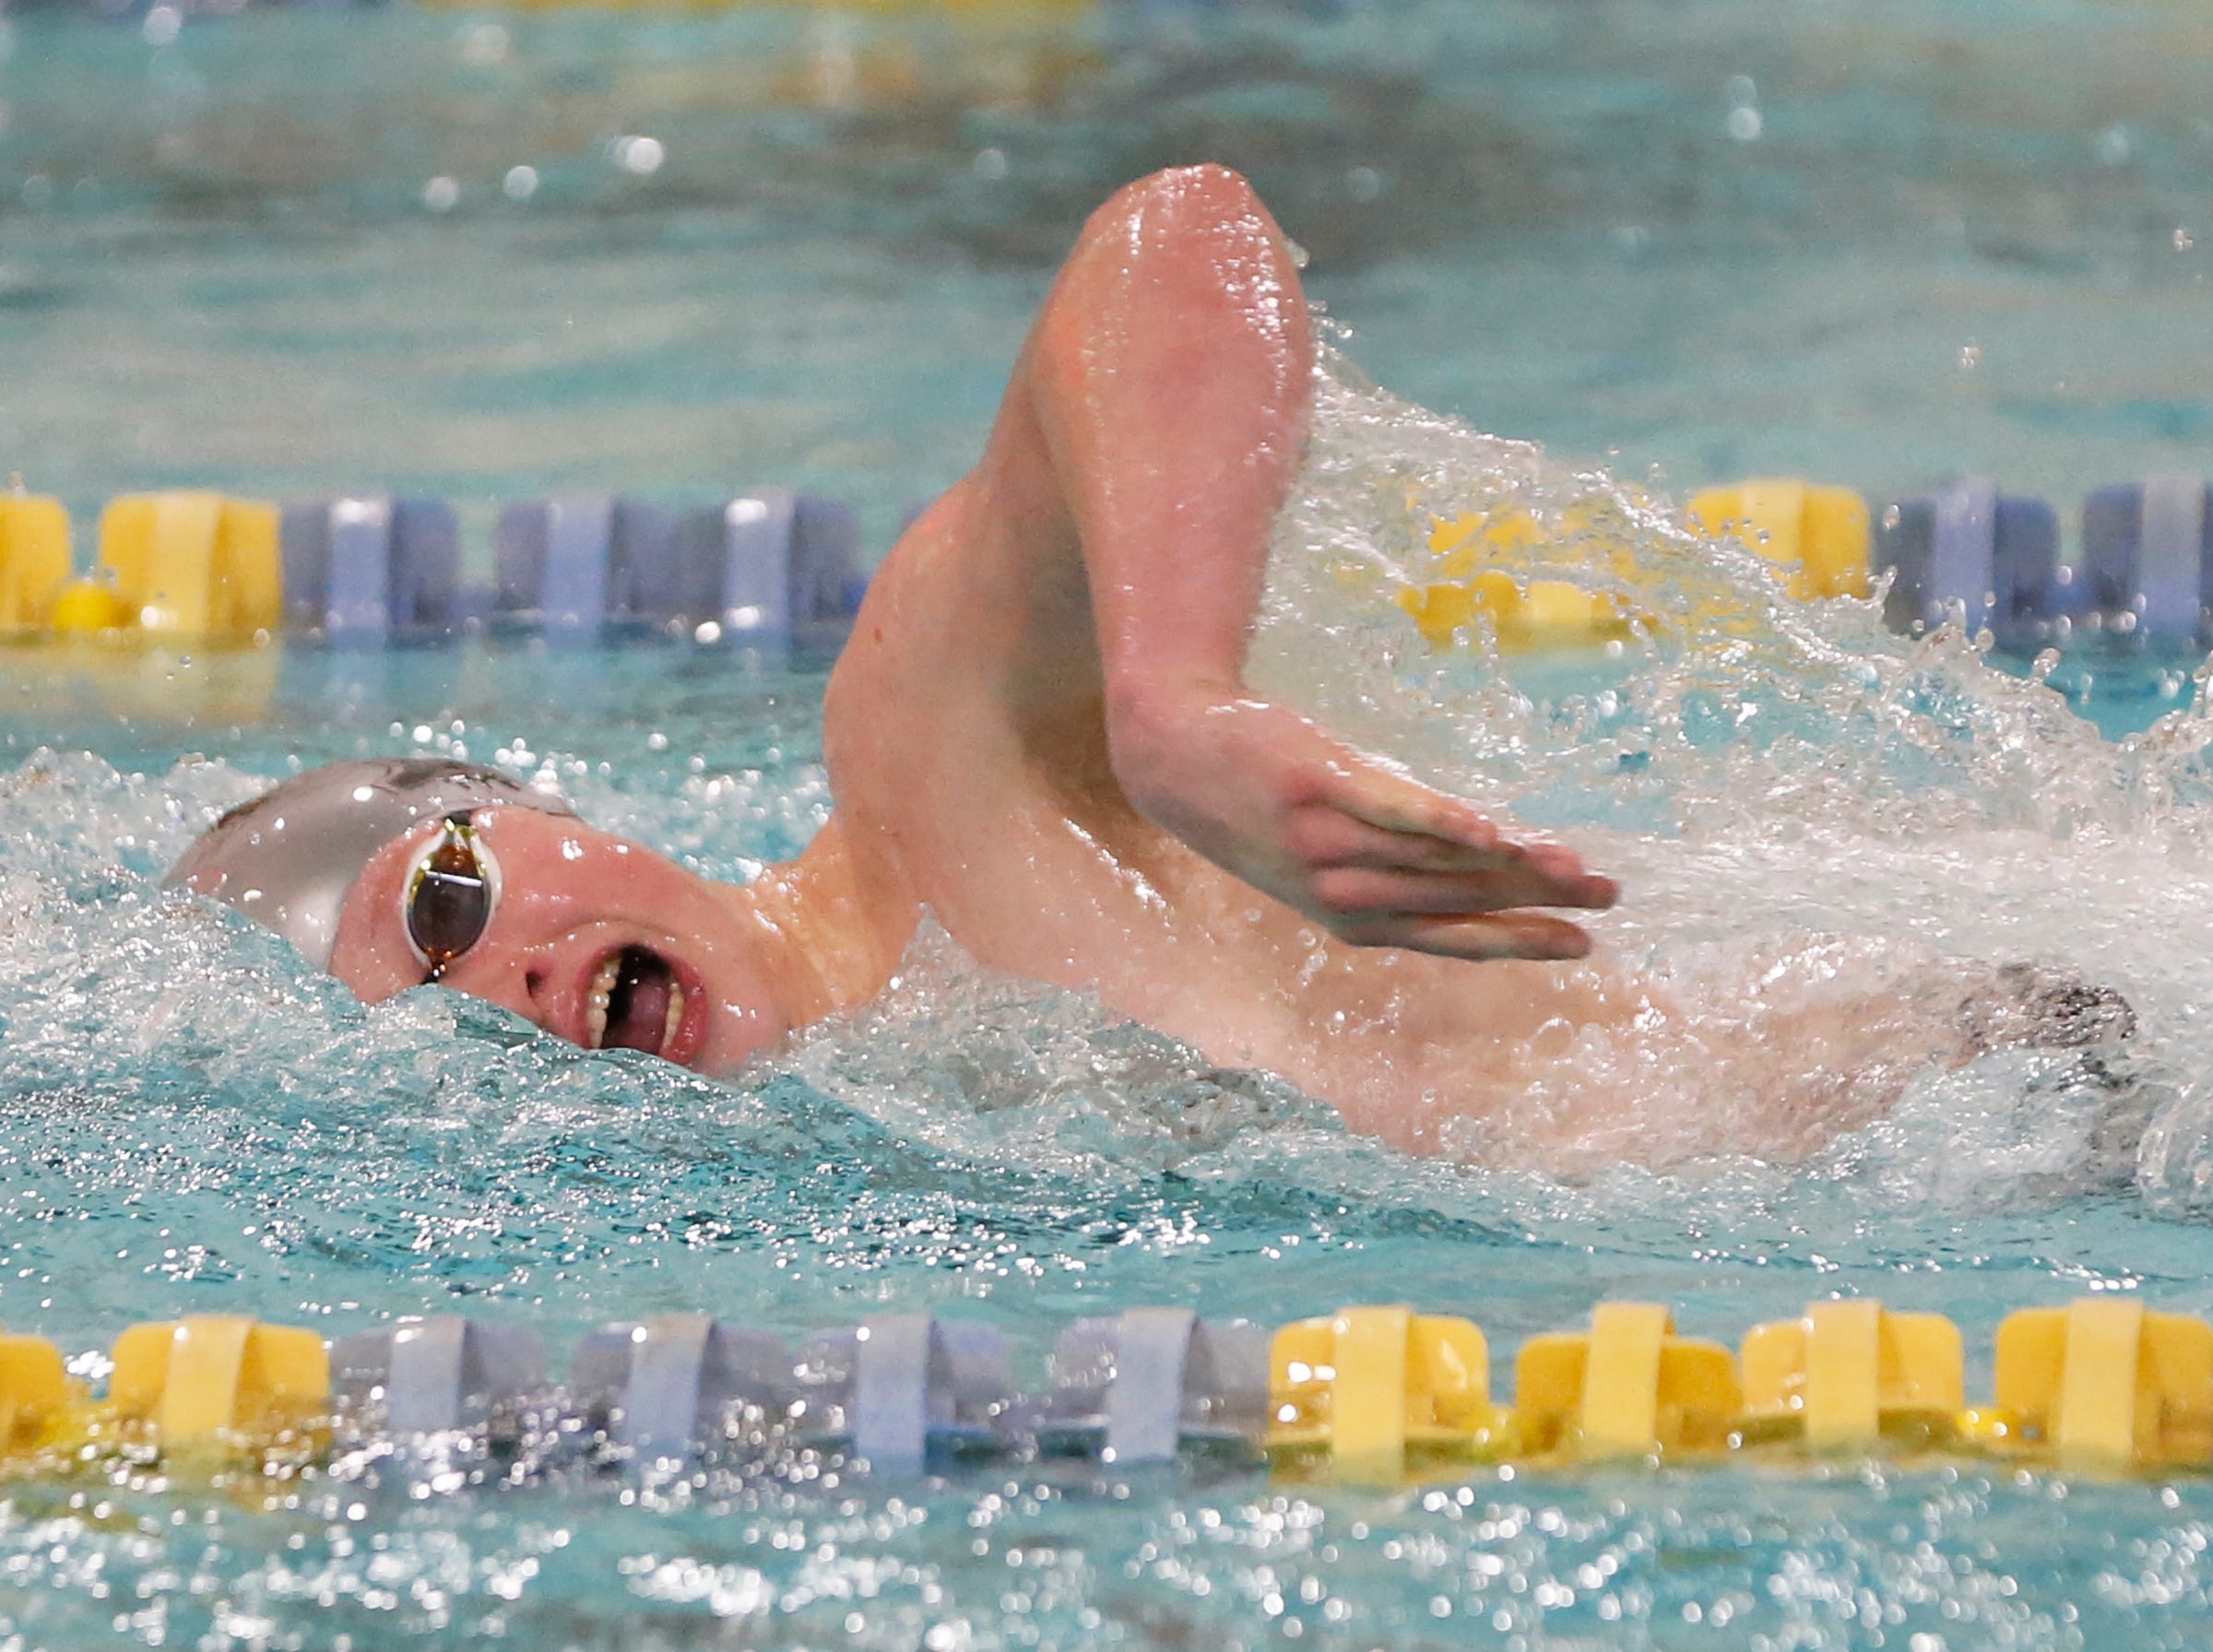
[1237,339,2213,1195]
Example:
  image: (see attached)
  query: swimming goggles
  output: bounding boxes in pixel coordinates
[166,758,574,973]
[403,811,501,983]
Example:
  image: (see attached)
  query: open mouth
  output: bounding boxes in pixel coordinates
[583,944,693,1059]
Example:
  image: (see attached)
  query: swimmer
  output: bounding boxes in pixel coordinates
[168,166,2129,1167]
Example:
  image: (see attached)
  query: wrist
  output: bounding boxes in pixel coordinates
[1103,671,1244,816]
[1104,667,1245,745]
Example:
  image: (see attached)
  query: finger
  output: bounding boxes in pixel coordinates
[1290,810,1617,905]
[1313,865,1617,919]
[1485,839,1614,902]
[1478,849,1618,910]
[1347,911,1600,962]
[1521,865,1619,909]
[1292,787,1551,874]
[1286,806,1518,873]
[1520,841,1592,882]
[1319,763,1503,850]
[1320,767,1612,897]
[1303,750,1617,899]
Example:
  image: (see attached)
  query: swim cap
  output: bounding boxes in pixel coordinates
[164,759,576,969]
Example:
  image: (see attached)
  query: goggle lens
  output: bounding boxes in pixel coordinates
[405,814,496,981]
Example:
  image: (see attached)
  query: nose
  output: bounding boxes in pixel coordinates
[440,950,573,1044]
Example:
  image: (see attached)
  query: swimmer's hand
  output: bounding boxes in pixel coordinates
[1108,689,1619,961]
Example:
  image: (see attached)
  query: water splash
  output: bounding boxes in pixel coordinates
[1249,339,2213,1198]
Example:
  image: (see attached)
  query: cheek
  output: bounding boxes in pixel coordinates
[702,1016,782,1076]
[692,945,789,1071]
[328,865,420,1002]
[327,922,416,1005]
[719,997,786,1057]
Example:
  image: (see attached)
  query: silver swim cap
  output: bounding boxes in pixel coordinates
[165,759,576,969]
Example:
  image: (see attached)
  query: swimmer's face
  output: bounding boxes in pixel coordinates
[328,808,787,1072]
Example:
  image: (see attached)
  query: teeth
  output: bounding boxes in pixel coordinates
[663,980,687,1054]
[585,953,620,1051]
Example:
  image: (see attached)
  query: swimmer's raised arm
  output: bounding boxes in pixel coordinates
[1006,165,1617,961]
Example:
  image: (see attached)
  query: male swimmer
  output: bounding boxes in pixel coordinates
[169,167,2128,1166]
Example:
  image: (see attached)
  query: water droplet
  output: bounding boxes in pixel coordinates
[460,22,509,65]
[611,136,665,177]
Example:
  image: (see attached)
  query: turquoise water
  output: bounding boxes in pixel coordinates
[3,0,2212,532]
[5,616,2213,1646]
[6,0,2213,1646]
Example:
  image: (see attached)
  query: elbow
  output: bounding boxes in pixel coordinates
[1094,163,1261,226]
[1080,164,1273,265]
[1102,669,1240,809]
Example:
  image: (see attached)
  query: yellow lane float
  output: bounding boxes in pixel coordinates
[104,1315,328,1459]
[0,1328,80,1456]
[1267,1305,1506,1483]
[1740,1299,1964,1453]
[1515,1302,1741,1463]
[0,494,70,635]
[96,492,282,640]
[1397,508,1638,651]
[47,578,132,635]
[43,490,283,642]
[1401,479,1873,651]
[1989,1298,2213,1472]
[1686,478,1871,601]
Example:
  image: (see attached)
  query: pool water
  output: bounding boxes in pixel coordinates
[6,0,2213,1646]
[4,0,2212,530]
[8,462,2213,1645]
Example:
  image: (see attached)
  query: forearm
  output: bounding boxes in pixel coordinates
[888,166,1615,964]
[1024,165,1317,722]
